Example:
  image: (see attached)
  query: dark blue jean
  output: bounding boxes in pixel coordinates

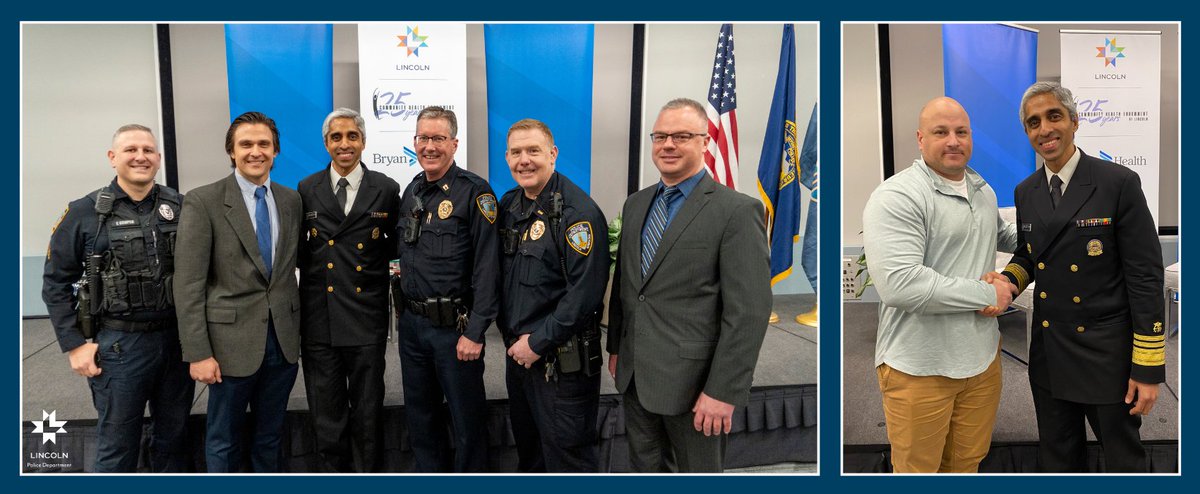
[88,325,194,472]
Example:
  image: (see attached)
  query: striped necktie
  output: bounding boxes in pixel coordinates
[641,186,679,276]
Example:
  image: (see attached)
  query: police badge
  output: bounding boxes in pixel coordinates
[438,200,453,220]
[530,220,546,240]
[372,227,380,240]
[1087,239,1103,256]
[158,204,175,221]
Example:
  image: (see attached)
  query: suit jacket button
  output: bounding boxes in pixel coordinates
[327,262,334,269]
[328,239,335,246]
[1073,296,1081,303]
[1042,320,1050,328]
[357,243,364,249]
[1071,264,1079,272]
[1037,262,1046,270]
[1039,292,1047,299]
[356,287,362,293]
[356,265,363,272]
[1076,326,1085,333]
[638,295,645,302]
[327,286,334,292]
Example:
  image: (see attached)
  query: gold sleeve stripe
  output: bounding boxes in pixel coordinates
[1003,264,1030,293]
[1133,341,1166,349]
[1133,334,1166,343]
[1132,347,1166,367]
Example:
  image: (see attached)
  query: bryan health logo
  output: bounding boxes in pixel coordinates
[397,26,429,57]
[31,410,67,444]
[1096,37,1126,67]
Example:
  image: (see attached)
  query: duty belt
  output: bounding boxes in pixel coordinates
[101,318,173,332]
[405,297,466,329]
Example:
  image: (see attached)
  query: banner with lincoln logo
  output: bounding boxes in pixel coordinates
[358,23,468,186]
[1061,30,1161,226]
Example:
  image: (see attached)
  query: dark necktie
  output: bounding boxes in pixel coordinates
[641,186,679,276]
[1049,174,1063,210]
[255,185,273,276]
[336,177,349,213]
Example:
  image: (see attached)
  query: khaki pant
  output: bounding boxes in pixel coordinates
[877,350,1002,473]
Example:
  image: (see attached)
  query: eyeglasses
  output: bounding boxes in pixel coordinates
[649,132,706,144]
[414,135,452,144]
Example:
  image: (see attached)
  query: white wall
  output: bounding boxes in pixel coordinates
[840,23,884,248]
[22,24,162,258]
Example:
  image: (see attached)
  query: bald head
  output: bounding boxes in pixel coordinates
[916,97,973,181]
[918,97,970,130]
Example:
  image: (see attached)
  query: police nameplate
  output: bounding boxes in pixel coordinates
[567,221,593,256]
[158,204,175,221]
[306,211,319,220]
[530,220,546,240]
[1021,223,1032,232]
[476,194,497,224]
[438,200,453,220]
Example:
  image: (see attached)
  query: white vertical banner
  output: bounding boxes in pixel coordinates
[358,23,467,186]
[1060,30,1161,226]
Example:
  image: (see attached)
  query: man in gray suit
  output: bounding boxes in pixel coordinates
[174,112,302,472]
[606,98,771,472]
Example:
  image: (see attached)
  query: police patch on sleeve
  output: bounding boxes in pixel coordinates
[47,206,69,259]
[566,221,593,256]
[476,193,497,224]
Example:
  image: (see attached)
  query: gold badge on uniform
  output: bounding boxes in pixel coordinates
[1087,239,1103,256]
[567,221,593,256]
[1153,322,1164,333]
[1027,243,1032,253]
[310,227,318,238]
[371,227,380,239]
[438,200,453,219]
[530,220,546,240]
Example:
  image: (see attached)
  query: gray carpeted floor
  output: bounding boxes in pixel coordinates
[22,294,817,421]
[842,301,1180,446]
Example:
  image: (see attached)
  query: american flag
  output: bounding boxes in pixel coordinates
[705,24,739,189]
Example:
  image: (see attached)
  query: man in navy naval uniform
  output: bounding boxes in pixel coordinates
[42,124,193,472]
[497,118,609,472]
[297,108,400,472]
[1001,82,1165,472]
[393,106,500,472]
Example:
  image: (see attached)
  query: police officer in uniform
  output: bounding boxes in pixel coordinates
[297,108,400,472]
[498,119,609,472]
[394,106,499,472]
[42,124,194,472]
[1000,82,1165,472]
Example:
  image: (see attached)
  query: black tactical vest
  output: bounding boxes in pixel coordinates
[96,186,181,316]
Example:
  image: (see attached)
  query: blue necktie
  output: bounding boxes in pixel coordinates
[641,186,679,276]
[254,185,273,277]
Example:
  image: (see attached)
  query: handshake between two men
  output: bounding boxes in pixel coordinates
[978,271,1018,317]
